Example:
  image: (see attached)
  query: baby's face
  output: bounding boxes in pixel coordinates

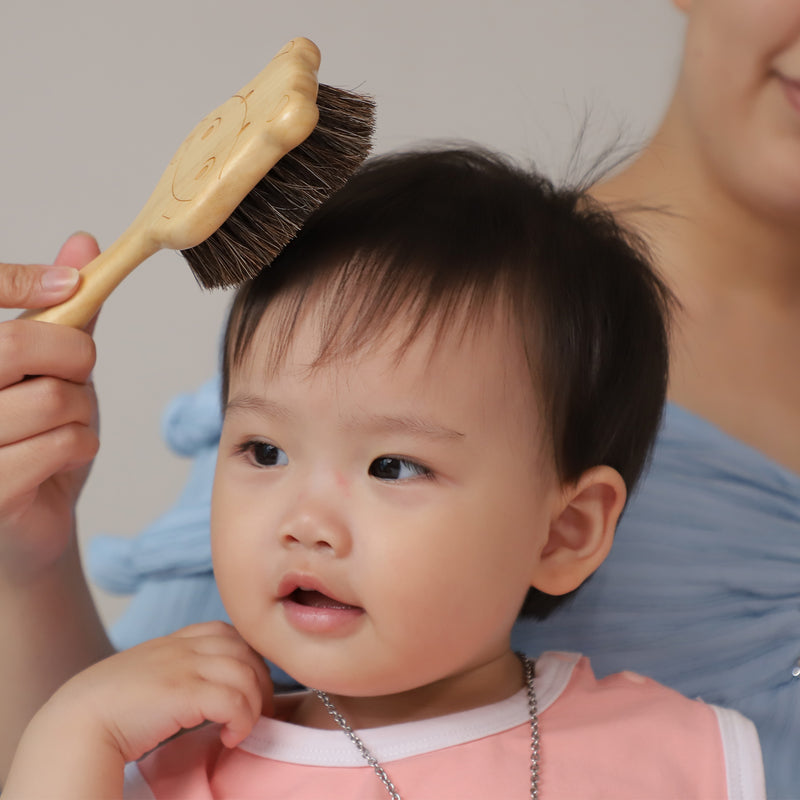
[211,299,561,703]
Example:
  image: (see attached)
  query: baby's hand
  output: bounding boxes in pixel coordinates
[4,622,273,799]
[67,621,273,758]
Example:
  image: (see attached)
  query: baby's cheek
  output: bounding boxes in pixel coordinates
[211,532,253,613]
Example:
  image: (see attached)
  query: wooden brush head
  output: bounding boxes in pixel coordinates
[181,82,376,289]
[139,37,323,253]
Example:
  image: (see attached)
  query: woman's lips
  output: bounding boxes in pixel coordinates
[778,73,800,115]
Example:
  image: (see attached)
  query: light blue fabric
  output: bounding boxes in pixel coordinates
[89,377,220,598]
[91,386,799,796]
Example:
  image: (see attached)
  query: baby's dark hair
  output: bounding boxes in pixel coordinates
[221,145,671,619]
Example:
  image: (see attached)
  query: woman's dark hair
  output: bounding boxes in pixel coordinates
[221,145,671,619]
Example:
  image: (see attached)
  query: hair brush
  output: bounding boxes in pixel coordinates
[26,37,374,328]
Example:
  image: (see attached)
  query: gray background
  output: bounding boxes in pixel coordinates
[0,0,684,624]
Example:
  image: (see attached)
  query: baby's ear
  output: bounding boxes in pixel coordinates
[530,466,626,596]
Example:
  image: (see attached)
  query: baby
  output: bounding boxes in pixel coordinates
[5,147,764,799]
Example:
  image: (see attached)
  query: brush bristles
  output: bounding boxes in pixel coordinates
[181,84,376,289]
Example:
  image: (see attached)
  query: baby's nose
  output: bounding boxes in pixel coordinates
[278,502,352,556]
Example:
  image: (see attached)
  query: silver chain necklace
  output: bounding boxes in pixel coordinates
[312,652,540,799]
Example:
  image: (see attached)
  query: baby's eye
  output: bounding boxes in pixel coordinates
[369,456,432,481]
[239,441,288,468]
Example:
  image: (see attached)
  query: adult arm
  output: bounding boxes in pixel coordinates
[0,234,114,782]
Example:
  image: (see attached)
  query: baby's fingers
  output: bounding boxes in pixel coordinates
[167,674,262,750]
[78,643,268,762]
[171,622,274,718]
[192,655,267,746]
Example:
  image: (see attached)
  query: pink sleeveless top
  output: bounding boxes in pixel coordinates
[125,652,764,799]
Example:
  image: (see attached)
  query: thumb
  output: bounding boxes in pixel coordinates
[0,233,99,310]
[0,262,80,309]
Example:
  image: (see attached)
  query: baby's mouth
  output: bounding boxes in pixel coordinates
[279,578,365,632]
[288,588,361,611]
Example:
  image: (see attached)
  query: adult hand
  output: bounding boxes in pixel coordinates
[0,233,101,579]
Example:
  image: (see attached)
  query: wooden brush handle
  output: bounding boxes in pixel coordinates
[22,226,159,328]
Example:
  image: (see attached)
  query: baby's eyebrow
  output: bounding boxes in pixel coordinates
[225,395,464,441]
[344,413,465,441]
[224,394,294,421]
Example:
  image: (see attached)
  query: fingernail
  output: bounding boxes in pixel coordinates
[41,266,80,294]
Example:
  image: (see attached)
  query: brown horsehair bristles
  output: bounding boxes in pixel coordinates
[181,83,375,289]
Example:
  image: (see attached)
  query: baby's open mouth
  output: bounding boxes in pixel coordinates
[289,588,360,611]
[279,579,365,632]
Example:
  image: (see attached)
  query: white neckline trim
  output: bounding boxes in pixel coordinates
[238,651,580,766]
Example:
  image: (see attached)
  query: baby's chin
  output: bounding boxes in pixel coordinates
[270,653,418,701]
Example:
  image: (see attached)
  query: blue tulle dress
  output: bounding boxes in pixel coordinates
[90,379,800,797]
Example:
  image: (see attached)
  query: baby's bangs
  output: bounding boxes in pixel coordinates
[315,250,508,365]
[233,248,510,381]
